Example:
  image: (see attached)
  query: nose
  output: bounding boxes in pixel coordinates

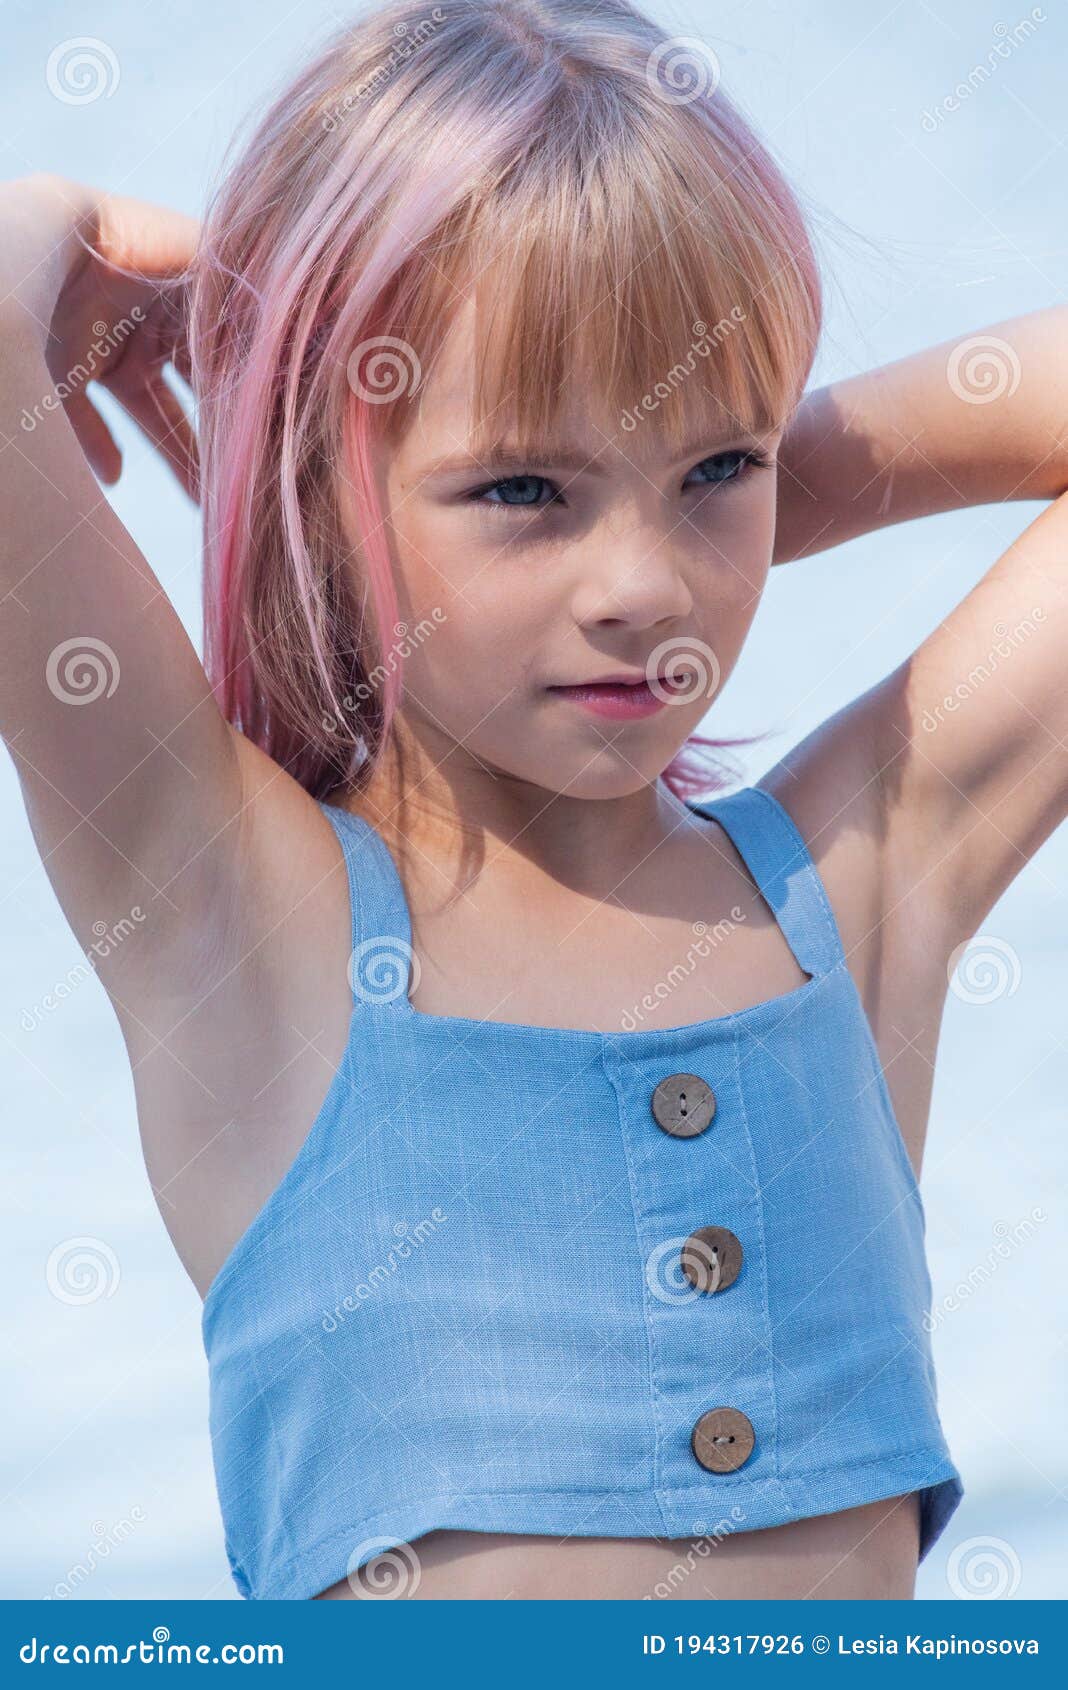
[569,522,695,630]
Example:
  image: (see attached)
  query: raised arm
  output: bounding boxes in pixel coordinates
[0,174,246,986]
[772,309,1068,943]
[773,306,1068,562]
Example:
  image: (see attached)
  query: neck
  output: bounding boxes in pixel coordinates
[338,717,693,899]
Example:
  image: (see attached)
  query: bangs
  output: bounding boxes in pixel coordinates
[196,0,824,800]
[385,81,820,459]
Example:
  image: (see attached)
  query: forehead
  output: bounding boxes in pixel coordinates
[392,295,773,476]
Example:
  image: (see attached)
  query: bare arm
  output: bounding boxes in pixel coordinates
[0,177,364,1299]
[773,306,1068,563]
[772,308,1068,940]
[0,174,245,987]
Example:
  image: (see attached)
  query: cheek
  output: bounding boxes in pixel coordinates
[392,563,534,729]
[689,512,772,611]
[392,512,548,657]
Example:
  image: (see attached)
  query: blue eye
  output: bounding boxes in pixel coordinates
[469,448,771,515]
[475,475,559,511]
[686,448,769,488]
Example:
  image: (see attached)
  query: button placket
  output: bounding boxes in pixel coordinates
[607,1041,772,1509]
[651,1071,757,1480]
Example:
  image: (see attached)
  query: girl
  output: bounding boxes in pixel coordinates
[2,0,1064,1603]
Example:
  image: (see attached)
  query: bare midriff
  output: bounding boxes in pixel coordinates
[313,1491,921,1600]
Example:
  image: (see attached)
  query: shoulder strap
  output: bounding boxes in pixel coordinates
[686,785,845,978]
[317,800,414,1008]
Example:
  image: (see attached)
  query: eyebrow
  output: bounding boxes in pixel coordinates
[423,430,773,479]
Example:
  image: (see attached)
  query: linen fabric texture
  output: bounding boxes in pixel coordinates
[201,785,964,1600]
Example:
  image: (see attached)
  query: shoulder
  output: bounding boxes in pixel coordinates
[750,688,908,1012]
[750,688,967,1174]
[748,676,972,1086]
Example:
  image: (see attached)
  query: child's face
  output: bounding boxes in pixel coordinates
[366,298,783,799]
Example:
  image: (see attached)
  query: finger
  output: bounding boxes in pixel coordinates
[151,280,193,380]
[94,193,201,281]
[62,387,122,485]
[170,321,194,390]
[109,368,200,503]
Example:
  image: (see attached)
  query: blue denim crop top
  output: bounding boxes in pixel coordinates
[200,783,963,1600]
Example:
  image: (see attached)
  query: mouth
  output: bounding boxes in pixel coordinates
[546,670,693,719]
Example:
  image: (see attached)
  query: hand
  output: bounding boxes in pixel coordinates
[7,174,201,500]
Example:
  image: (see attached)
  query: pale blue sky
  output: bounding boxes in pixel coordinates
[1,0,1065,1599]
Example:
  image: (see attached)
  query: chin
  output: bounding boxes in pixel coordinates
[528,756,677,802]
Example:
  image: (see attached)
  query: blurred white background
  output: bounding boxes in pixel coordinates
[1,0,1064,1599]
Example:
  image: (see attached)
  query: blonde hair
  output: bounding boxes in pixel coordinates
[188,0,822,800]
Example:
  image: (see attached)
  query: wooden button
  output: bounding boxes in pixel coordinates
[651,1073,716,1138]
[680,1226,743,1293]
[691,1407,755,1473]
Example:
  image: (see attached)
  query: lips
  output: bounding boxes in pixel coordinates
[547,675,681,720]
[553,672,682,689]
[584,673,649,688]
